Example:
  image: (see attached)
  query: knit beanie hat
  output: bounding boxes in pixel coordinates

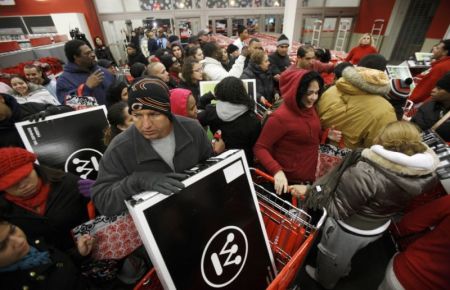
[128,77,172,119]
[277,34,289,47]
[388,78,412,100]
[357,54,387,71]
[0,147,36,191]
[436,72,450,92]
[226,44,239,55]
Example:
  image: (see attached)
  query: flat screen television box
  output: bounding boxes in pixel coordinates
[126,150,276,290]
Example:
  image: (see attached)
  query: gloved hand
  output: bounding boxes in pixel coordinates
[78,178,96,198]
[153,173,188,195]
[131,172,188,195]
[25,110,50,122]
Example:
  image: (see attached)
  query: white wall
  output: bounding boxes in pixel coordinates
[51,13,93,45]
[95,0,124,13]
[123,0,141,12]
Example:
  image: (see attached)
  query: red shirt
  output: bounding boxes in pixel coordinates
[345,45,378,65]
[408,56,450,104]
[394,195,450,290]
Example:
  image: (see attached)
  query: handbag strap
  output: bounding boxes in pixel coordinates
[431,109,450,130]
[321,128,345,148]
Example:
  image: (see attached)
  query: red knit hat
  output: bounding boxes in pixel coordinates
[0,147,36,191]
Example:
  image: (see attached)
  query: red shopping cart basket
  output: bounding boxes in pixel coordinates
[135,169,326,290]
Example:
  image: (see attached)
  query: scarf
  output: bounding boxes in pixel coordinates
[5,178,50,215]
[0,246,51,272]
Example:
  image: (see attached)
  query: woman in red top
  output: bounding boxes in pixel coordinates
[254,69,341,196]
[345,33,378,65]
[379,195,450,290]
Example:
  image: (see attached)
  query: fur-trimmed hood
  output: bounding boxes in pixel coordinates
[362,145,439,176]
[337,66,390,97]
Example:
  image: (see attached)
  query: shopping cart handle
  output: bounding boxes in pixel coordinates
[251,168,305,204]
[253,168,274,182]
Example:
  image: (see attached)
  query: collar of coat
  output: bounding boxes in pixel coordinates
[338,66,390,96]
[132,116,194,164]
[361,145,439,176]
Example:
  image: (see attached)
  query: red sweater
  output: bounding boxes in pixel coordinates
[393,195,450,290]
[254,67,321,183]
[345,45,378,65]
[408,56,450,104]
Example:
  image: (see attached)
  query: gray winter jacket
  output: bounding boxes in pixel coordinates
[328,146,439,230]
[92,115,213,216]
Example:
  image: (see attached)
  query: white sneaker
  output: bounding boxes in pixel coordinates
[305,265,319,282]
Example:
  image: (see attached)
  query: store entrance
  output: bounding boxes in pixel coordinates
[174,18,201,44]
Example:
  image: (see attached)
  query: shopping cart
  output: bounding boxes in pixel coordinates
[134,168,327,290]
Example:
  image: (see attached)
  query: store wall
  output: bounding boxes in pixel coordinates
[353,0,396,35]
[0,0,103,39]
[346,0,396,52]
[421,0,450,52]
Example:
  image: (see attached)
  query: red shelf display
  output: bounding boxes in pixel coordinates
[29,37,53,47]
[0,41,21,53]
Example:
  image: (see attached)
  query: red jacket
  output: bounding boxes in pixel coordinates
[408,56,450,104]
[394,195,450,290]
[254,67,321,183]
[344,45,378,65]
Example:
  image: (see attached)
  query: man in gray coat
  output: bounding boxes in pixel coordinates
[92,77,213,216]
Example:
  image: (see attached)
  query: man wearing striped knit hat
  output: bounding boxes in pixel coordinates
[92,77,212,216]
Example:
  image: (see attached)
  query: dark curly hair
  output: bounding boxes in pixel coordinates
[181,57,200,85]
[214,77,255,111]
[201,42,221,60]
[296,71,324,108]
[185,46,202,58]
[64,39,87,63]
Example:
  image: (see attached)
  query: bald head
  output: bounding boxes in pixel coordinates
[147,62,170,83]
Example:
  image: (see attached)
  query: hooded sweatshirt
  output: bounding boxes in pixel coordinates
[254,68,321,183]
[198,100,261,164]
[56,62,114,105]
[170,88,192,117]
[9,83,59,105]
[318,66,396,149]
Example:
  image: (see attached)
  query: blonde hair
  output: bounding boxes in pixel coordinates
[359,33,374,46]
[374,121,427,156]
